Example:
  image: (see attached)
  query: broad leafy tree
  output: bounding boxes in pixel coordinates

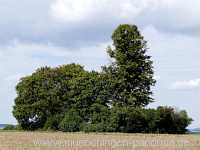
[12,24,192,133]
[13,64,87,130]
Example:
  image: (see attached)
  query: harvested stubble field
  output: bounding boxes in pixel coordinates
[0,131,199,150]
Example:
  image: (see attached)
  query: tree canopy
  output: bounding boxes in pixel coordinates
[106,24,155,107]
[12,24,192,133]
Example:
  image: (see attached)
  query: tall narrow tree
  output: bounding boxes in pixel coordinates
[107,24,155,107]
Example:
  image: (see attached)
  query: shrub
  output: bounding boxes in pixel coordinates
[43,114,63,131]
[110,107,148,133]
[59,109,82,132]
[156,106,193,134]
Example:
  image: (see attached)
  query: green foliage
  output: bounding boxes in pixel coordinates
[106,24,155,107]
[12,24,192,134]
[13,64,86,130]
[43,114,63,131]
[109,107,157,133]
[59,109,82,132]
[83,103,115,132]
[144,109,160,133]
[157,106,193,134]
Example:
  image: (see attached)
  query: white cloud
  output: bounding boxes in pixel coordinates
[1,0,200,48]
[50,0,157,23]
[50,0,94,22]
[50,0,200,34]
[170,79,200,90]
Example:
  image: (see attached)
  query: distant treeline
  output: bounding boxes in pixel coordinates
[12,24,192,133]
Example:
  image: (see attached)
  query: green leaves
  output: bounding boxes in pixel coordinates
[13,63,111,130]
[13,64,87,130]
[12,24,192,133]
[106,24,155,107]
[59,109,82,132]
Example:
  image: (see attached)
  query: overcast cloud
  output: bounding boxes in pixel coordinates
[0,0,200,128]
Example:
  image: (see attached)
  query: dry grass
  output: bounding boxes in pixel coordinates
[0,131,199,150]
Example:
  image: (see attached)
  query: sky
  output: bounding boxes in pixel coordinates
[0,0,200,128]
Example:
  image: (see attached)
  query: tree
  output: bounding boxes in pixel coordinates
[156,106,193,134]
[109,107,147,133]
[12,64,87,130]
[12,24,192,133]
[66,71,110,122]
[106,24,155,107]
[13,63,110,130]
[59,108,82,132]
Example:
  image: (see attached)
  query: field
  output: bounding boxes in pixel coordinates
[0,131,199,150]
